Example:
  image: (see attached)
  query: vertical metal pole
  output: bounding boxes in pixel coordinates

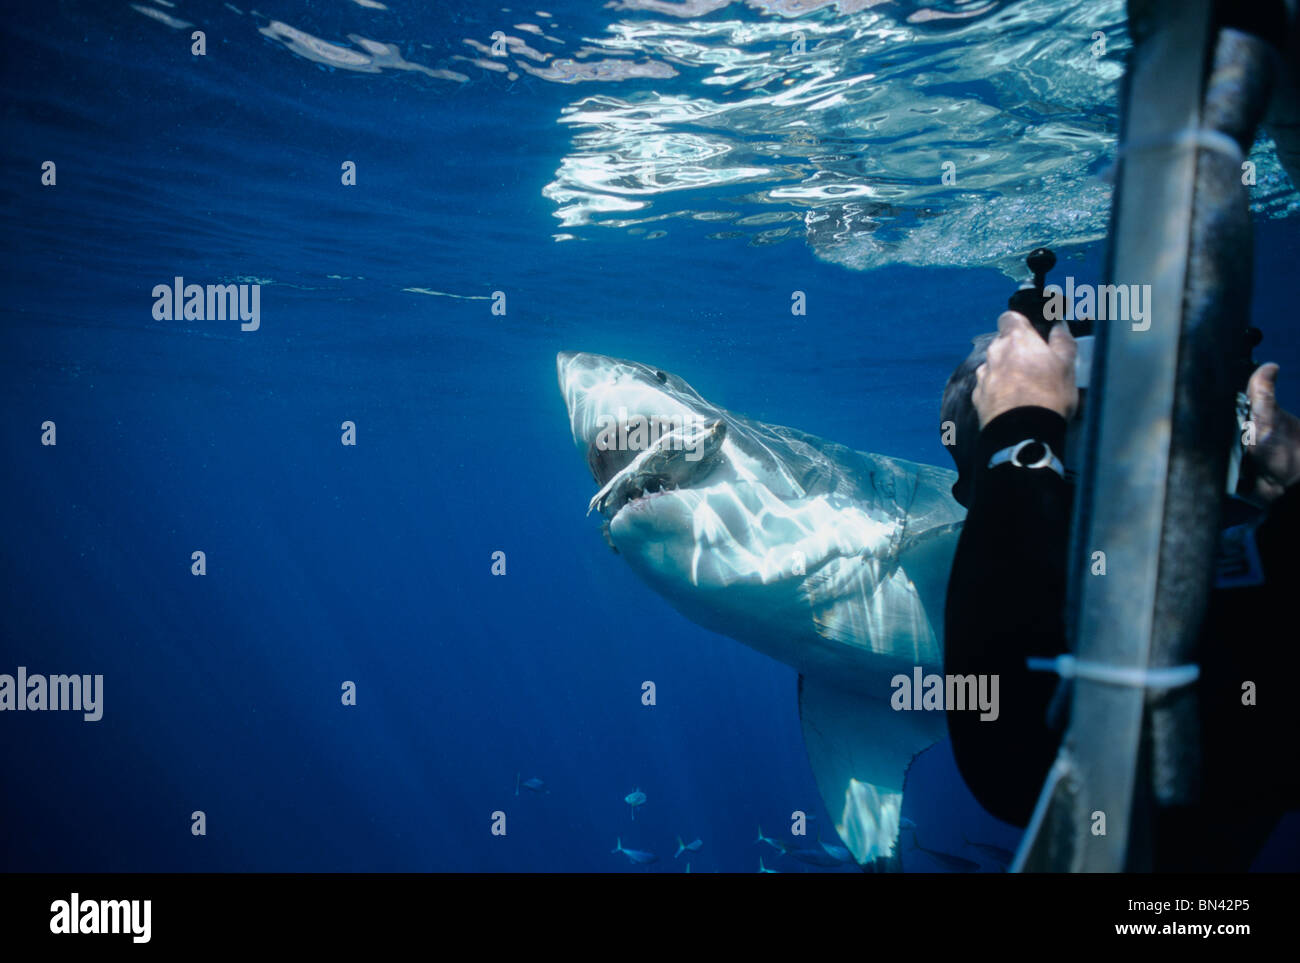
[1015,0,1217,872]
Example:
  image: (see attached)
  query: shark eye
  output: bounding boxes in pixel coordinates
[655,370,667,383]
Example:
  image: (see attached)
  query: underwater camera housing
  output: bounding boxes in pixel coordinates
[1006,247,1095,481]
[1008,247,1093,342]
[1007,247,1261,500]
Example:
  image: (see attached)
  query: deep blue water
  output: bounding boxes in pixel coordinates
[2,1,1297,872]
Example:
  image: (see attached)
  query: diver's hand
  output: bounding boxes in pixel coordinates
[973,311,1078,428]
[1244,362,1300,504]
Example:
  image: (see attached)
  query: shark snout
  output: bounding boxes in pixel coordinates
[557,350,616,449]
[557,350,678,447]
[556,350,606,387]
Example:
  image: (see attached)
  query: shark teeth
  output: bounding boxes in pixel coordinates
[590,476,686,519]
[587,441,665,517]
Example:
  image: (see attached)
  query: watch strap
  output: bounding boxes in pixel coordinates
[988,439,1064,478]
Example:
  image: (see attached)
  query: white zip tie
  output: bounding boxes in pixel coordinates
[1027,654,1199,689]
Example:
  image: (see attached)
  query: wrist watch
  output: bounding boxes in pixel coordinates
[988,439,1064,478]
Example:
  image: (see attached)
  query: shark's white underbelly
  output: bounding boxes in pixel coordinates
[610,480,955,695]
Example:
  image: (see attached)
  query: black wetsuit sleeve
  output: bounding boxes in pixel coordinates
[1255,482,1300,585]
[943,407,1072,827]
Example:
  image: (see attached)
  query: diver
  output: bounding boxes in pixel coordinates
[939,308,1300,871]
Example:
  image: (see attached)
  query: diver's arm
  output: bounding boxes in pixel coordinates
[1244,363,1300,506]
[1255,481,1300,584]
[944,406,1072,827]
[1244,361,1300,581]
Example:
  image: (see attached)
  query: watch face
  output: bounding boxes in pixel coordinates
[1016,441,1047,467]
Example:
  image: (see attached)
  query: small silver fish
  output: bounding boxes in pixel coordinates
[754,824,789,853]
[514,773,548,795]
[818,839,854,864]
[675,836,703,859]
[910,832,980,873]
[612,837,657,865]
[963,836,1014,866]
[788,847,843,868]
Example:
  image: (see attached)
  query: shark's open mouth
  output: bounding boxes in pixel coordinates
[590,468,685,519]
[587,419,727,520]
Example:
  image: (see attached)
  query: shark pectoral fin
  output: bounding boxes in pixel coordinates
[895,520,964,647]
[798,676,944,871]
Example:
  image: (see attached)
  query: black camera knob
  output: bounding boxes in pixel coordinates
[1026,248,1056,286]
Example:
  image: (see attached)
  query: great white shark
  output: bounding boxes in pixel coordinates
[557,351,967,871]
